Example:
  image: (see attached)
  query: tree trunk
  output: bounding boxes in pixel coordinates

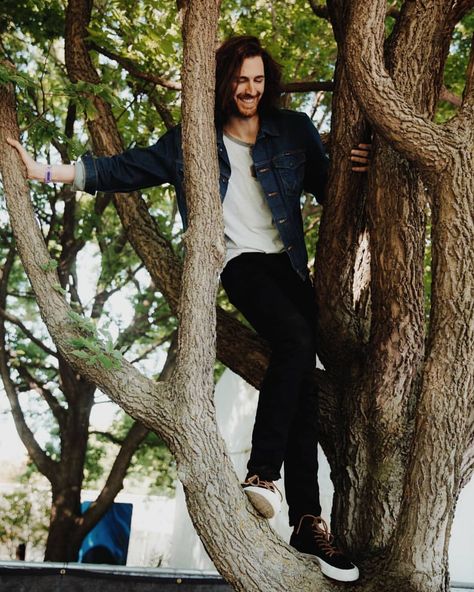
[44,484,84,562]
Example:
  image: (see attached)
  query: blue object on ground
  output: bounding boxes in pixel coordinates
[78,502,133,565]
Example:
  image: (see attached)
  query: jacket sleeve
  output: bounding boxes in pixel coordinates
[81,126,179,195]
[302,115,329,204]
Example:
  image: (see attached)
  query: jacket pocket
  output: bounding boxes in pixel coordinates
[272,150,306,197]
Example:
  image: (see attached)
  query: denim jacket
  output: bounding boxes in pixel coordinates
[81,108,329,279]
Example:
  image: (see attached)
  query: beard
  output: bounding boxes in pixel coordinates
[230,93,262,119]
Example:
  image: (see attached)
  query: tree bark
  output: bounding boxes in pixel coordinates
[344,1,474,589]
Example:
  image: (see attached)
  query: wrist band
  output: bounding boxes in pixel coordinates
[44,165,52,183]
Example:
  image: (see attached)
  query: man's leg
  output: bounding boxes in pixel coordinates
[221,252,319,516]
[222,253,359,582]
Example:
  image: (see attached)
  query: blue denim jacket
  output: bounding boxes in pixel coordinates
[81,108,329,279]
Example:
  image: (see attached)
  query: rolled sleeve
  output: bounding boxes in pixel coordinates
[82,152,99,195]
[77,126,180,196]
[71,160,86,192]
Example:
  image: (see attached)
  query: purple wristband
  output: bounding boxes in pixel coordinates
[44,165,52,183]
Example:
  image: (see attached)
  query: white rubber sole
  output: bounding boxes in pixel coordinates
[302,552,359,582]
[243,486,281,519]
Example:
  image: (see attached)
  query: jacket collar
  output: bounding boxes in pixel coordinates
[216,109,281,146]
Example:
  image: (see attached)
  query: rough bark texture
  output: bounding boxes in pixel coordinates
[342,1,474,590]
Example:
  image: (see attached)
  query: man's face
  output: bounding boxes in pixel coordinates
[231,55,265,119]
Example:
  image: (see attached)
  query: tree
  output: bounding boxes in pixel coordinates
[1,1,474,592]
[0,0,333,563]
[0,0,180,558]
[0,481,49,560]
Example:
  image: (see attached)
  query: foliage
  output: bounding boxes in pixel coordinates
[0,483,50,560]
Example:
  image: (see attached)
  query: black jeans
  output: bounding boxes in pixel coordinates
[221,252,321,526]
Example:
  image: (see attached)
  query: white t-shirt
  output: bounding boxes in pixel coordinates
[223,133,284,266]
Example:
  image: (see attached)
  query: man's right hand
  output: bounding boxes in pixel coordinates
[6,137,46,180]
[6,138,75,184]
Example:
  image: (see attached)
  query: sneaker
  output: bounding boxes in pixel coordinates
[241,475,282,519]
[290,514,359,582]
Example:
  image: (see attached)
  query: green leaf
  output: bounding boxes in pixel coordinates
[40,259,58,272]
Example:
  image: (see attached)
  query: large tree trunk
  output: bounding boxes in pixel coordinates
[342,1,474,590]
[319,0,466,558]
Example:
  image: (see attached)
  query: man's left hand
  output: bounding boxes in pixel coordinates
[350,143,371,173]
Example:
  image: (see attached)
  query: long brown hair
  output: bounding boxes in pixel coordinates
[215,36,282,124]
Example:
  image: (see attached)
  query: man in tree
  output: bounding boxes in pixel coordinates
[7,35,369,582]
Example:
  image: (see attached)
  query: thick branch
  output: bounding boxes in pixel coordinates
[345,0,449,174]
[0,80,175,442]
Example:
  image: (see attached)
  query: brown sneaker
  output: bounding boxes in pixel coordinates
[241,474,282,519]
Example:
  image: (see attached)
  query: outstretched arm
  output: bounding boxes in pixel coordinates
[6,126,179,195]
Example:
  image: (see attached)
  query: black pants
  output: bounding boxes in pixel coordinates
[221,252,321,526]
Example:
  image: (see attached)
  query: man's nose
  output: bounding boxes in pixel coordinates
[246,80,256,95]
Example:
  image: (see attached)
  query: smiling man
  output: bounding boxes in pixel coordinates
[7,35,368,583]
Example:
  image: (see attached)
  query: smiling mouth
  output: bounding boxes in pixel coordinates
[237,95,260,104]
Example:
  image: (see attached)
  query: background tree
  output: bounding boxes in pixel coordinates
[0,479,49,560]
[0,0,180,560]
[1,1,474,592]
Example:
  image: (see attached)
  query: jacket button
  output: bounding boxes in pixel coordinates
[278,218,287,223]
[287,245,294,251]
[268,192,278,197]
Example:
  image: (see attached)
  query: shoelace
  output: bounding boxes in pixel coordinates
[242,474,283,501]
[295,514,343,557]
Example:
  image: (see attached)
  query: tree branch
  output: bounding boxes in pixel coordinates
[281,80,334,93]
[89,430,124,446]
[461,32,474,108]
[440,85,462,108]
[79,334,177,535]
[15,364,67,427]
[0,307,58,358]
[90,42,182,91]
[308,0,329,20]
[0,350,59,481]
[446,32,474,133]
[449,0,474,24]
[345,0,449,174]
[386,3,400,19]
[0,248,59,481]
[0,79,175,442]
[147,88,176,131]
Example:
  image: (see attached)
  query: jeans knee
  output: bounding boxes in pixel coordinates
[274,321,316,362]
